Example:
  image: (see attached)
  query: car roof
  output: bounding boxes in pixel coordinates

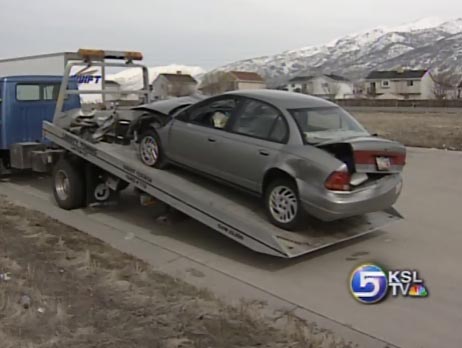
[224,89,337,110]
[133,95,205,115]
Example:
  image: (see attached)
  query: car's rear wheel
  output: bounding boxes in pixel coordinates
[264,178,305,230]
[139,129,168,169]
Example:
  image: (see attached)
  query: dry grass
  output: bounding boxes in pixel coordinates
[353,111,462,150]
[0,196,354,348]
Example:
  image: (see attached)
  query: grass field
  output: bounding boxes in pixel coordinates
[0,196,351,348]
[352,110,462,151]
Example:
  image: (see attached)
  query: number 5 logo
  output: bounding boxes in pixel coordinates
[350,264,388,304]
[357,271,383,297]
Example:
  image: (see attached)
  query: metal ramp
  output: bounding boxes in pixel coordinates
[44,121,402,258]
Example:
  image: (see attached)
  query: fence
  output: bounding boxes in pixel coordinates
[336,99,462,108]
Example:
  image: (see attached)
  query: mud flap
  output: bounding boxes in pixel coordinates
[0,160,11,177]
[272,208,403,258]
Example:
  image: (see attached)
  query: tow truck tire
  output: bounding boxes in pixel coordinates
[264,178,305,231]
[139,129,168,169]
[52,158,85,210]
[116,180,130,192]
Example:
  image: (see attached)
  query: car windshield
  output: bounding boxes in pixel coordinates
[289,107,368,144]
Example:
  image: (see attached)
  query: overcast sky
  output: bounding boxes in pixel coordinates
[1,0,460,69]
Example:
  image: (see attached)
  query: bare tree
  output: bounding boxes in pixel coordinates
[168,83,196,97]
[353,81,364,99]
[366,82,378,99]
[303,81,314,95]
[199,71,233,96]
[327,82,341,100]
[431,72,456,100]
[319,79,341,100]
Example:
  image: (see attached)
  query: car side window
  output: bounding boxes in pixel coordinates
[231,100,287,142]
[268,116,288,143]
[178,97,238,129]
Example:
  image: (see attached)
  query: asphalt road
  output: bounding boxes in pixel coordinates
[1,147,461,348]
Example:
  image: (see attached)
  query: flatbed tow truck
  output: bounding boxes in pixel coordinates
[39,49,401,258]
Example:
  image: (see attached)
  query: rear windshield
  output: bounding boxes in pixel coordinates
[289,107,368,144]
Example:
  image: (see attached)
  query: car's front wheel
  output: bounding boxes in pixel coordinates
[264,178,305,230]
[139,129,168,169]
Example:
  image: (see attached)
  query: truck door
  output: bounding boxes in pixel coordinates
[14,83,56,143]
[4,78,79,148]
[11,81,79,146]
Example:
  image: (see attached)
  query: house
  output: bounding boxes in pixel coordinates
[364,69,434,100]
[287,74,354,99]
[151,72,198,99]
[228,71,266,90]
[199,70,266,95]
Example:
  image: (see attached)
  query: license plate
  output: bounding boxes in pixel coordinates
[376,156,391,171]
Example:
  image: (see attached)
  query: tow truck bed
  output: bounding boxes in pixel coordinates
[44,121,402,258]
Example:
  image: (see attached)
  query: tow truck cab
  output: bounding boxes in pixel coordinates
[0,75,80,171]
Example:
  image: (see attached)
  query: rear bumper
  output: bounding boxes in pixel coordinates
[298,174,402,222]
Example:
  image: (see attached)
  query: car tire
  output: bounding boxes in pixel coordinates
[139,129,168,169]
[264,178,305,231]
[52,157,86,210]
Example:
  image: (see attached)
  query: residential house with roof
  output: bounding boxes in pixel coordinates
[199,70,266,95]
[152,72,198,99]
[287,74,354,99]
[364,69,435,99]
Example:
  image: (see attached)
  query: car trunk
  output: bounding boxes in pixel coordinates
[317,136,406,188]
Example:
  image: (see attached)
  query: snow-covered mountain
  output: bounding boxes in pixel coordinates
[211,17,462,87]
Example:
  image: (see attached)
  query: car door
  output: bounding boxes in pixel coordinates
[218,99,289,192]
[166,96,241,176]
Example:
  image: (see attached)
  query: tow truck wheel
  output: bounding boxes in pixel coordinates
[52,158,85,210]
[264,178,304,231]
[139,129,167,169]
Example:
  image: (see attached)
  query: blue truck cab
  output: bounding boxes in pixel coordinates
[0,75,80,171]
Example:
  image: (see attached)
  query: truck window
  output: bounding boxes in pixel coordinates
[17,85,40,101]
[16,83,62,101]
[43,84,60,100]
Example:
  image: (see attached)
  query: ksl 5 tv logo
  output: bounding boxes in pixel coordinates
[350,264,429,304]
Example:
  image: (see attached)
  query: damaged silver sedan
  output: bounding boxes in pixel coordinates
[131,90,405,230]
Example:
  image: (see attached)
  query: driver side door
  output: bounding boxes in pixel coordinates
[166,96,241,177]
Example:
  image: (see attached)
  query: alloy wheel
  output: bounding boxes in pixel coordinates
[269,185,298,224]
[140,136,159,166]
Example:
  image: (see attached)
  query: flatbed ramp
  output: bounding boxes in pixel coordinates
[44,122,402,258]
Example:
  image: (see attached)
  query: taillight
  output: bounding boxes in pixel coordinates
[325,166,351,191]
[354,151,406,166]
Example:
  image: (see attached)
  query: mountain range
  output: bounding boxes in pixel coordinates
[211,17,462,87]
